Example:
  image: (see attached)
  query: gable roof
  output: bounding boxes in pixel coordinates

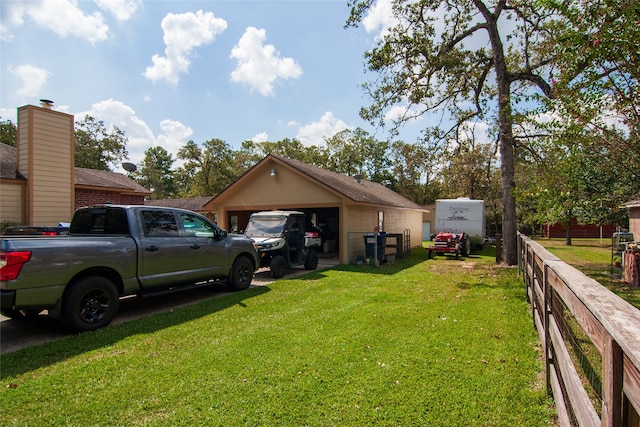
[214,154,424,211]
[1,143,149,195]
[0,143,24,179]
[74,167,150,195]
[272,155,423,209]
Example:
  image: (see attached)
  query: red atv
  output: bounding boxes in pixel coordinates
[426,230,471,259]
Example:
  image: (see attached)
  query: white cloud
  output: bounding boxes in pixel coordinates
[230,27,303,96]
[95,0,142,22]
[384,104,423,123]
[296,112,350,146]
[0,2,25,41]
[144,10,227,85]
[0,107,17,122]
[8,64,50,97]
[156,119,194,161]
[1,0,109,44]
[75,99,192,168]
[250,132,269,143]
[362,0,397,40]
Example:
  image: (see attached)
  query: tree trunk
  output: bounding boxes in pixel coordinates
[565,220,572,246]
[498,115,518,265]
[481,1,518,265]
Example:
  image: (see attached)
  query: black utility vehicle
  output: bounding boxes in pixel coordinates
[244,211,322,278]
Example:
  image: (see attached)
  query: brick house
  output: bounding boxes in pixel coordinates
[0,103,149,227]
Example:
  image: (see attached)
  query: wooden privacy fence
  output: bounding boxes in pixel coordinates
[518,234,640,426]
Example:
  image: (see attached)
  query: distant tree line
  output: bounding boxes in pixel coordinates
[132,128,496,209]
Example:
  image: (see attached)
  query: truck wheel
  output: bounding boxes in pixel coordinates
[270,255,287,279]
[1,309,41,320]
[228,256,254,291]
[304,249,319,270]
[60,276,120,332]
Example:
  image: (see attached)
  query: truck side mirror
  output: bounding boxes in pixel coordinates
[217,230,227,240]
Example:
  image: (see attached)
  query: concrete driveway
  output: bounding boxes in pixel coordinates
[0,257,338,354]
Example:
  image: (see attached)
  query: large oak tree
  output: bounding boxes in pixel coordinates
[347,0,558,264]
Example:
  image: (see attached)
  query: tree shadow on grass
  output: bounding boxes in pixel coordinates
[0,284,270,379]
[297,247,498,280]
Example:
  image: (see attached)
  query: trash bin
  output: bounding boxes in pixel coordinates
[364,232,386,262]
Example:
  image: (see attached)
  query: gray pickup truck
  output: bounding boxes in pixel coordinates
[0,204,259,332]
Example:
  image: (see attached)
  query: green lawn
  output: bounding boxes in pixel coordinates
[1,249,554,426]
[534,238,640,309]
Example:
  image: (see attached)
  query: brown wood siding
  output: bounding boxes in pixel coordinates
[0,179,26,224]
[18,105,74,226]
[16,108,29,176]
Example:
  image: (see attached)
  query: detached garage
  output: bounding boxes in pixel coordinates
[205,154,426,264]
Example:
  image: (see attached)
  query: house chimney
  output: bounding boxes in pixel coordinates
[355,174,362,183]
[39,99,54,109]
[17,103,74,226]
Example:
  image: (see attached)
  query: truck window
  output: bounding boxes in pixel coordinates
[70,208,130,235]
[179,213,216,238]
[142,211,178,237]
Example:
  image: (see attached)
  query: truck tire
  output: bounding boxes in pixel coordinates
[60,276,120,332]
[270,255,287,279]
[228,256,254,291]
[304,249,319,270]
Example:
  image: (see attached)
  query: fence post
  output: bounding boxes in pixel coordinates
[517,233,522,277]
[602,335,623,426]
[543,263,551,397]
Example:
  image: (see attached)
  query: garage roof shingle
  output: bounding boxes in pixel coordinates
[272,155,424,210]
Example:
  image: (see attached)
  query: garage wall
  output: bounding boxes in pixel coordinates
[225,165,341,209]
[386,209,421,238]
[343,205,423,264]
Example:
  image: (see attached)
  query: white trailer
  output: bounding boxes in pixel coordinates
[435,198,486,248]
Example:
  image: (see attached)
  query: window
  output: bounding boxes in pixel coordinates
[70,207,129,235]
[180,213,216,238]
[378,211,384,232]
[141,210,178,237]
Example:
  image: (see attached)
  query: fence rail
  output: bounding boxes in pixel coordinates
[518,233,640,426]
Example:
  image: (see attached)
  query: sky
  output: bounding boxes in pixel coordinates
[1,0,425,172]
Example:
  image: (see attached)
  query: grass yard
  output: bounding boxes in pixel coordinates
[1,249,554,426]
[534,238,640,309]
